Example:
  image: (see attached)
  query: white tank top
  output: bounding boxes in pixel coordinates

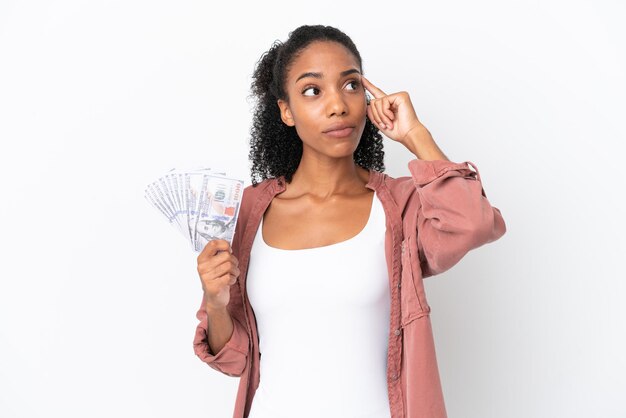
[246,193,391,418]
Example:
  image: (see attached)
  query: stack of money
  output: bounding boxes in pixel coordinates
[144,167,244,252]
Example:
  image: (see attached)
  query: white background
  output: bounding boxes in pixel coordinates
[1,1,624,417]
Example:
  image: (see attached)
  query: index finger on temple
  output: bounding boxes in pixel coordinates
[361,76,386,98]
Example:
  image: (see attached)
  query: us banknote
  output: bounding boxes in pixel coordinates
[144,167,244,252]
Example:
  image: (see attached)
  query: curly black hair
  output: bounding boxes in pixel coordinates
[247,24,385,187]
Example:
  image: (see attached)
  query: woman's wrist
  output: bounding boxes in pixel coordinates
[403,124,448,161]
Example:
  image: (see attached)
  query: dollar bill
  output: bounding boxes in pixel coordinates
[144,167,243,253]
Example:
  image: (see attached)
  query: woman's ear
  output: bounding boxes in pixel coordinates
[277,99,295,127]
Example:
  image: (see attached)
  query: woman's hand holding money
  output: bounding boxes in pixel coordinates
[197,239,240,312]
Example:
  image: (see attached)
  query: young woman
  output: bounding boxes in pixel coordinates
[194,25,506,418]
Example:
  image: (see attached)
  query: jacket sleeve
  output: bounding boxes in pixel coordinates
[408,159,507,278]
[193,289,250,377]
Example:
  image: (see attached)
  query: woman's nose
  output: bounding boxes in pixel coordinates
[326,90,348,117]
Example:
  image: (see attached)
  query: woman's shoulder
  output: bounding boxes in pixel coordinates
[231,177,278,251]
[242,177,278,198]
[238,176,280,214]
[375,169,417,197]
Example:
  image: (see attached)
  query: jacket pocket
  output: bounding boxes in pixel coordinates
[400,236,431,327]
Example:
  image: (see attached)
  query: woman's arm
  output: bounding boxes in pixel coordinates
[362,76,506,276]
[407,154,507,277]
[193,284,249,377]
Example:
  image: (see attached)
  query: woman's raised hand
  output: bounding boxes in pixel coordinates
[197,239,240,312]
[362,76,426,147]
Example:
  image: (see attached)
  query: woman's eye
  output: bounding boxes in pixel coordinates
[302,86,319,96]
[346,80,360,91]
[302,81,360,96]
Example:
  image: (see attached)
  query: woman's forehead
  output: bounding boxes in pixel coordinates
[287,41,359,81]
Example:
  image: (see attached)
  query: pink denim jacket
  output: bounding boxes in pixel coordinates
[194,158,507,418]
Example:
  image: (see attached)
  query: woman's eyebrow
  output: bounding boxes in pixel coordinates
[295,68,361,83]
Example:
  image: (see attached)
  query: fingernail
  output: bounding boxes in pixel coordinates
[381,123,386,129]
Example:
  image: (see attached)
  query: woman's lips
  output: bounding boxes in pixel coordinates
[323,127,354,138]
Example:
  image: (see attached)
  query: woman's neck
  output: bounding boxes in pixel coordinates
[285,154,370,200]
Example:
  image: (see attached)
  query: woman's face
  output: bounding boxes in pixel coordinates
[277,41,367,159]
